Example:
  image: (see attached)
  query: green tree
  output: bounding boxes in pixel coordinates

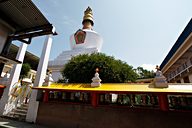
[20,63,31,80]
[61,53,138,83]
[136,67,155,79]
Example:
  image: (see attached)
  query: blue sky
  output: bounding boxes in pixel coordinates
[19,0,192,70]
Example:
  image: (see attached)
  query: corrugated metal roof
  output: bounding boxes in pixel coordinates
[0,0,50,32]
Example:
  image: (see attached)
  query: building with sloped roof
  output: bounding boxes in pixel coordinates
[160,18,192,83]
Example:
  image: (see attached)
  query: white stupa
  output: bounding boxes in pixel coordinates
[48,7,103,81]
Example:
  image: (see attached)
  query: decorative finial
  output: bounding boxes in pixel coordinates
[91,68,101,87]
[96,68,99,73]
[82,6,94,29]
[155,65,160,71]
[153,65,168,88]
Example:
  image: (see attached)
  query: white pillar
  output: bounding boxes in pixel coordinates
[26,35,53,123]
[0,43,28,115]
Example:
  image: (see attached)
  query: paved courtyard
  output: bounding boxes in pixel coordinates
[0,117,46,128]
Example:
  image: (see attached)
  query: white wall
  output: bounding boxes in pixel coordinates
[52,70,62,82]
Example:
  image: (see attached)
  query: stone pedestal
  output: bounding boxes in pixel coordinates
[154,70,168,88]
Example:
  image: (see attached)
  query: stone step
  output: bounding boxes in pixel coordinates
[3,104,29,121]
[7,111,26,121]
[16,106,28,110]
[2,115,17,120]
[14,115,26,121]
[16,104,29,110]
[9,111,27,117]
[13,108,28,114]
[22,103,29,107]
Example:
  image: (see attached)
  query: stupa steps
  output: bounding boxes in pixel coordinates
[4,104,29,121]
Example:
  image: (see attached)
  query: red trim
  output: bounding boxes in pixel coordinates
[158,94,169,111]
[43,90,49,102]
[91,92,98,107]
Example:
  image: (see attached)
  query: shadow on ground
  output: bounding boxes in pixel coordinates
[0,117,47,128]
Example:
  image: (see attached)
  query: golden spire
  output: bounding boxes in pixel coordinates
[82,6,94,29]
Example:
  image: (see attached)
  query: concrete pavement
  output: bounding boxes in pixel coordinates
[0,117,47,128]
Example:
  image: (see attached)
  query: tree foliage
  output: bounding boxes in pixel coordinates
[136,66,155,79]
[61,53,138,83]
[20,63,31,80]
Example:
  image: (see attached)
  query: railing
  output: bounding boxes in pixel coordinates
[39,90,192,112]
[47,91,91,104]
[168,95,192,110]
[167,64,192,81]
[98,93,159,108]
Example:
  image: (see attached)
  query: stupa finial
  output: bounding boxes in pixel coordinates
[82,6,94,29]
[91,68,101,87]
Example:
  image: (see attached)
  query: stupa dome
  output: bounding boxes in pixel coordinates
[70,6,103,52]
[70,29,103,52]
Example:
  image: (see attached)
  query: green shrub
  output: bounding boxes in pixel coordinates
[61,53,138,83]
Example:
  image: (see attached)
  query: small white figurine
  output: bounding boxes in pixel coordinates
[91,68,102,87]
[43,71,54,86]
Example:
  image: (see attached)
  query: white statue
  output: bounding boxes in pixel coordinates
[43,71,54,86]
[91,68,101,87]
